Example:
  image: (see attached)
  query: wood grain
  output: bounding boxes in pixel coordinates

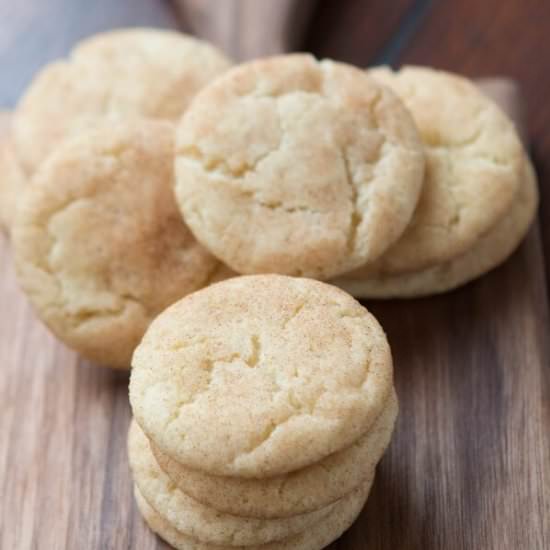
[357,229,550,549]
[1,1,549,549]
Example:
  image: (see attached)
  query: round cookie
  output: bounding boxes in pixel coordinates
[174,54,425,279]
[333,158,538,298]
[130,274,394,477]
[0,114,27,233]
[152,389,397,518]
[129,420,341,546]
[133,475,371,550]
[14,28,231,174]
[364,65,525,275]
[13,120,219,368]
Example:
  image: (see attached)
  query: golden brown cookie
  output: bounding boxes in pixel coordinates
[174,54,425,279]
[364,65,525,275]
[14,28,231,174]
[130,274,394,477]
[13,120,219,368]
[152,389,397,518]
[128,420,342,546]
[333,158,537,297]
[133,475,371,550]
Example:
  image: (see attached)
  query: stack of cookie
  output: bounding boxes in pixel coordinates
[330,66,538,297]
[129,275,398,549]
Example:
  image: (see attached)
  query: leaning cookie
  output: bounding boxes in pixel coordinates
[363,65,526,276]
[12,120,219,368]
[14,28,231,174]
[0,118,27,233]
[133,476,371,550]
[333,159,537,298]
[174,54,425,279]
[151,389,397,519]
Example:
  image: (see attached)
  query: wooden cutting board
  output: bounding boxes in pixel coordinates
[1,1,549,549]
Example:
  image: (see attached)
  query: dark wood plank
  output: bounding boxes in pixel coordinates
[0,239,167,549]
[349,227,550,549]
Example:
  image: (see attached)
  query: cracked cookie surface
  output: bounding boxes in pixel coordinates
[333,158,538,297]
[174,54,425,279]
[361,65,525,275]
[130,274,393,477]
[152,389,397,519]
[14,28,231,174]
[13,121,219,368]
[129,420,340,546]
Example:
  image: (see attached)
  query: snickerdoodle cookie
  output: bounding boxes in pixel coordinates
[174,54,425,279]
[333,158,537,297]
[128,420,340,546]
[134,476,373,550]
[134,475,371,550]
[130,274,394,477]
[362,65,525,276]
[13,120,219,368]
[151,389,397,518]
[14,28,231,174]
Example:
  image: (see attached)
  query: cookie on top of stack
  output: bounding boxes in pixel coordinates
[129,275,397,550]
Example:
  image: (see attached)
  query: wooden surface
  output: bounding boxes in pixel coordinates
[1,0,550,549]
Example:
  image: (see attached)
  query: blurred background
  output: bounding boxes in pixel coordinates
[0,0,548,148]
